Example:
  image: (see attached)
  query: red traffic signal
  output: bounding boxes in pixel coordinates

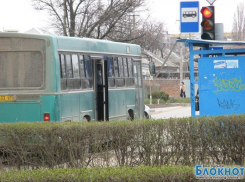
[201,7,213,19]
[200,6,215,40]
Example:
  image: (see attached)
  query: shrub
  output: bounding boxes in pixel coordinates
[148,91,169,101]
[0,115,245,169]
[167,97,190,103]
[0,166,195,182]
[169,97,177,103]
[175,97,191,103]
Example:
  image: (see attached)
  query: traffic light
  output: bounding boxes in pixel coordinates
[200,6,215,40]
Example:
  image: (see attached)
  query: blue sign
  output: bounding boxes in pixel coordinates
[180,1,199,33]
[198,56,245,116]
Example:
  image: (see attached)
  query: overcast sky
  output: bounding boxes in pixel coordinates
[0,0,48,32]
[0,0,243,34]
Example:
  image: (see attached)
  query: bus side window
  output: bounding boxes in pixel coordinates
[107,57,114,77]
[60,54,66,78]
[59,54,67,90]
[126,58,134,87]
[127,58,133,77]
[116,57,125,87]
[84,55,92,78]
[65,54,73,78]
[123,58,128,77]
[114,57,119,77]
[68,54,81,90]
[79,55,85,78]
[118,57,124,78]
[106,57,115,87]
[82,55,93,89]
[72,54,80,78]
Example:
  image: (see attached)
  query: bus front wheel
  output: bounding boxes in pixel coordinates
[144,111,149,119]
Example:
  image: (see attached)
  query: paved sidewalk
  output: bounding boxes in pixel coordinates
[150,105,191,119]
[148,103,190,109]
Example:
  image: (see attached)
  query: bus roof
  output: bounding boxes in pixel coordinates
[0,32,141,56]
[54,35,141,56]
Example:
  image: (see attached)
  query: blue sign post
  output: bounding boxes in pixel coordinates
[180,1,199,33]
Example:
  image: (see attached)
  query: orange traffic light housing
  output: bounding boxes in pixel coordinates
[200,6,215,40]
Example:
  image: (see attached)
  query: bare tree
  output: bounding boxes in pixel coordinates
[135,21,166,53]
[32,0,146,40]
[232,3,245,41]
[105,14,146,43]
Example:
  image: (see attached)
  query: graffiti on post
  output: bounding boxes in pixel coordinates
[217,98,240,113]
[191,83,195,105]
[213,77,245,93]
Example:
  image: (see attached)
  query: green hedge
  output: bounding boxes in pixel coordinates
[167,97,190,103]
[0,166,194,182]
[0,115,245,169]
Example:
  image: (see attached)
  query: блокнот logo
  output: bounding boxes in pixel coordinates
[195,165,244,180]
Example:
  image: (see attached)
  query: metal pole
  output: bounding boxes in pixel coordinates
[150,85,152,105]
[180,42,183,82]
[133,14,135,42]
[149,74,153,105]
[156,41,177,78]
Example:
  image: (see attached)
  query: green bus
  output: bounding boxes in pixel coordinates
[0,33,144,122]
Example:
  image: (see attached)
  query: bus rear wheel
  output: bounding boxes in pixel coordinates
[83,115,91,122]
[128,110,134,121]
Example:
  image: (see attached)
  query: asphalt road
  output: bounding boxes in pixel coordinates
[150,105,191,119]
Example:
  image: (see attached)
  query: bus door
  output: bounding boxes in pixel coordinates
[133,60,144,119]
[92,56,109,121]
